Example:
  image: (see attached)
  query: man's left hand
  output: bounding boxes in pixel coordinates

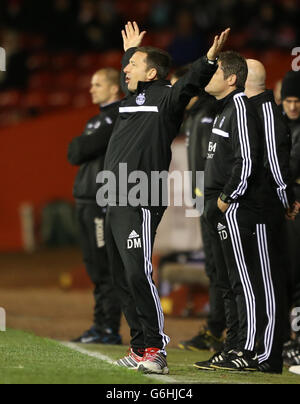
[218,197,230,213]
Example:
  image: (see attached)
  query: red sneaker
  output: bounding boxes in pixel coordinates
[116,348,145,370]
[138,348,169,375]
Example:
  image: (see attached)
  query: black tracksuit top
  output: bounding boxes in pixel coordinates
[204,89,264,211]
[250,90,294,210]
[103,47,217,206]
[284,114,300,201]
[68,101,120,202]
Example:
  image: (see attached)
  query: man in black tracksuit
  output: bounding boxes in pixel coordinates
[245,59,297,373]
[195,51,267,372]
[280,70,300,366]
[171,67,226,352]
[98,22,229,375]
[68,68,122,344]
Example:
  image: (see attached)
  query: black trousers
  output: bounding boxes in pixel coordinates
[286,213,300,339]
[200,216,226,338]
[254,200,285,369]
[76,203,121,334]
[204,198,283,366]
[105,205,170,354]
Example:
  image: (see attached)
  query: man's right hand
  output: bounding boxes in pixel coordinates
[207,28,231,61]
[121,21,147,52]
[286,201,300,221]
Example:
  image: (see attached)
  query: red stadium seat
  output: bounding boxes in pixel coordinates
[0,109,25,127]
[28,71,54,90]
[26,52,50,71]
[72,92,92,108]
[50,52,76,71]
[22,91,48,111]
[76,53,100,71]
[260,49,293,88]
[76,73,93,91]
[47,91,72,109]
[0,90,22,109]
[97,50,123,69]
[53,70,79,90]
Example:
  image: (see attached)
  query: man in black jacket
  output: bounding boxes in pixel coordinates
[195,51,268,372]
[245,59,299,373]
[68,68,122,345]
[170,67,226,353]
[281,70,300,366]
[98,21,230,375]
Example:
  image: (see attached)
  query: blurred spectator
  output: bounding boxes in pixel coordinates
[75,0,122,51]
[245,1,280,50]
[47,0,78,50]
[168,8,205,67]
[148,0,173,29]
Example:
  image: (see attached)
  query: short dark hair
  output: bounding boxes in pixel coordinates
[219,51,248,89]
[136,46,172,80]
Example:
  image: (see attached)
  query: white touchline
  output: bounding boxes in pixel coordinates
[60,342,179,384]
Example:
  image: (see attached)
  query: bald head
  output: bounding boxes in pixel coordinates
[245,59,266,98]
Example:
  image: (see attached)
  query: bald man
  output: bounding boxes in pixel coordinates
[68,68,122,344]
[245,59,298,373]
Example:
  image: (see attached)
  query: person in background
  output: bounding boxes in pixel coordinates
[68,68,122,345]
[194,51,269,372]
[280,70,300,367]
[245,59,299,373]
[170,66,226,353]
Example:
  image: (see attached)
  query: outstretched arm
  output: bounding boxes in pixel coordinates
[169,28,230,114]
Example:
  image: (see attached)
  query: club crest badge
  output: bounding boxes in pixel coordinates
[136,93,146,106]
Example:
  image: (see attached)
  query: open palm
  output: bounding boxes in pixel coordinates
[122,21,147,52]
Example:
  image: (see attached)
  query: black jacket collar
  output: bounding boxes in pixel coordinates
[250,89,274,104]
[99,100,120,112]
[136,79,170,94]
[216,88,245,111]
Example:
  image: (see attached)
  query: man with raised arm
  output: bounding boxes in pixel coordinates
[99,21,230,375]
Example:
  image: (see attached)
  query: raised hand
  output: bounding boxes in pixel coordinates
[121,21,147,52]
[207,28,231,61]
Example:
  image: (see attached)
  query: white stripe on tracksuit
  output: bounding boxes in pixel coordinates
[225,203,257,351]
[256,224,276,364]
[231,93,252,200]
[141,208,170,354]
[262,102,290,209]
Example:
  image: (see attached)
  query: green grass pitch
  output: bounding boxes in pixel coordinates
[0,329,300,384]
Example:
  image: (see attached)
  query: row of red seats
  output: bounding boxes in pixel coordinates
[0,89,92,111]
[26,30,175,73]
[27,50,123,72]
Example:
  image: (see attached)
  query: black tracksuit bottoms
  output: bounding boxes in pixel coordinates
[105,205,170,354]
[200,216,226,338]
[204,198,284,368]
[76,203,121,334]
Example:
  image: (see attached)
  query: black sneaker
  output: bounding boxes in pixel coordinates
[194,351,229,371]
[256,361,283,374]
[179,330,224,352]
[211,350,259,372]
[283,340,300,366]
[100,329,122,345]
[72,326,103,344]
